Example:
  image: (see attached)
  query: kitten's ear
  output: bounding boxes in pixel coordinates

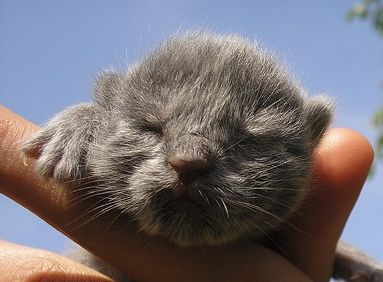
[304,96,334,146]
[93,71,124,109]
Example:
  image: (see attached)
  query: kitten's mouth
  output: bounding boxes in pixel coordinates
[154,183,203,206]
[171,182,202,200]
[139,182,247,247]
[147,182,210,222]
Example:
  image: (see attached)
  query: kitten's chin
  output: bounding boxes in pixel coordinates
[136,195,244,247]
[143,222,239,248]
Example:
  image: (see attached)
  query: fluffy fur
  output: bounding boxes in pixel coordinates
[23,32,337,279]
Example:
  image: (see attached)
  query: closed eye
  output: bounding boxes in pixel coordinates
[232,130,282,151]
[137,121,163,135]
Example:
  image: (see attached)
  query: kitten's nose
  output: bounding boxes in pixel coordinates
[168,156,212,184]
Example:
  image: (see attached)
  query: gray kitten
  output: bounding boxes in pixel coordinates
[22,31,382,281]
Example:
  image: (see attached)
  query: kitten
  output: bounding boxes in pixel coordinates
[22,31,382,281]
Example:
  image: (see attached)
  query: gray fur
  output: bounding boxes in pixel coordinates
[23,32,337,279]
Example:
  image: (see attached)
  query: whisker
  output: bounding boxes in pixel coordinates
[100,210,126,239]
[229,200,284,224]
[198,189,210,206]
[68,189,113,207]
[220,198,230,219]
[63,175,100,185]
[252,221,290,259]
[71,203,118,230]
[67,200,115,227]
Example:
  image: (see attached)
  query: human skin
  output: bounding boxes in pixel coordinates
[0,105,373,281]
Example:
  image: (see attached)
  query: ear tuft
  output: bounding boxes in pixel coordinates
[93,71,124,109]
[305,96,335,146]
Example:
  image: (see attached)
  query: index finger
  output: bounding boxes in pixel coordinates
[277,128,374,281]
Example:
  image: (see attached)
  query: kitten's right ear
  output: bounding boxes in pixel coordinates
[304,96,335,147]
[94,71,124,109]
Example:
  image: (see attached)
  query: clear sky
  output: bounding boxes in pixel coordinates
[1,1,383,261]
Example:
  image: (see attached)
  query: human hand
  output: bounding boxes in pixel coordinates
[0,105,373,281]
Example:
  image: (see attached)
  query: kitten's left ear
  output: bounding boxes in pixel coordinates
[304,96,335,146]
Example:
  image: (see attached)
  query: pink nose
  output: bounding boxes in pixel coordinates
[168,156,212,184]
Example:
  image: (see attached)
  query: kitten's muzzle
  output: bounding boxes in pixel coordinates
[168,156,213,184]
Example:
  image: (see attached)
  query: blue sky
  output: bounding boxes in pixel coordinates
[1,1,383,261]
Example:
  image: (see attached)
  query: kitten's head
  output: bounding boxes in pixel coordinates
[89,32,333,246]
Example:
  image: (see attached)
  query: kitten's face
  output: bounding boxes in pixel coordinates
[88,33,327,246]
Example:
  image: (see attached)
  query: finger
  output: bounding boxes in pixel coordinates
[279,128,374,281]
[0,105,73,229]
[0,240,112,281]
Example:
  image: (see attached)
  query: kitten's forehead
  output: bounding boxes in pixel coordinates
[125,31,304,135]
[163,89,241,137]
[136,32,269,96]
[134,32,300,105]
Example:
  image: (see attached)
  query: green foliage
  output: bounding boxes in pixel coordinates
[373,108,383,158]
[347,0,383,36]
[348,0,383,165]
